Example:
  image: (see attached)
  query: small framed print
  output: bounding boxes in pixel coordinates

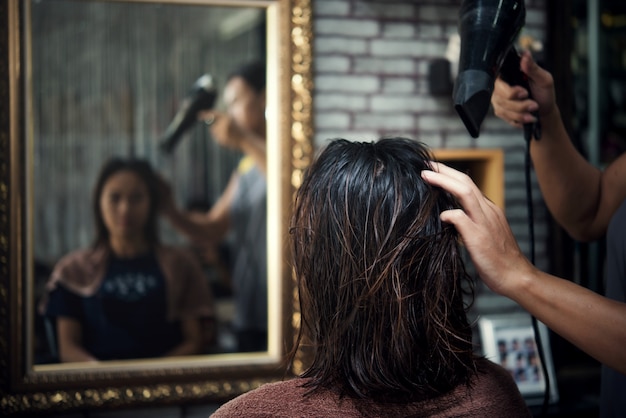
[478,312,559,405]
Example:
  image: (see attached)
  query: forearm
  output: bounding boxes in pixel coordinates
[164,339,203,357]
[507,269,626,374]
[422,162,626,374]
[164,319,205,356]
[530,110,603,240]
[59,343,98,363]
[57,318,98,363]
[164,206,229,244]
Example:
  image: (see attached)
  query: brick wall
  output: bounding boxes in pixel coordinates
[312,0,551,294]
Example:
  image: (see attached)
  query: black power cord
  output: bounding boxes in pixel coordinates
[500,49,550,416]
[523,135,551,418]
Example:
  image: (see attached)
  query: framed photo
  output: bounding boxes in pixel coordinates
[478,312,559,405]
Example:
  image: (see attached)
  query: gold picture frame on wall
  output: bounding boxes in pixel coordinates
[0,0,313,415]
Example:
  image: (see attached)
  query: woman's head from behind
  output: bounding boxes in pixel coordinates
[93,158,160,249]
[224,61,266,138]
[291,137,476,403]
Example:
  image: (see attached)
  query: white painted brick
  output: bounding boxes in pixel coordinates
[353,2,415,19]
[419,134,444,149]
[418,114,466,131]
[382,23,416,38]
[353,113,415,130]
[314,93,368,111]
[316,74,379,92]
[429,97,455,111]
[480,114,515,134]
[416,79,432,95]
[525,9,546,26]
[370,39,446,58]
[443,133,474,149]
[381,130,420,139]
[353,57,414,74]
[314,36,368,54]
[315,111,351,129]
[314,56,351,73]
[370,95,443,112]
[416,60,432,76]
[314,130,379,146]
[418,6,459,23]
[382,77,416,93]
[473,126,529,148]
[444,24,460,38]
[314,0,350,17]
[380,130,422,140]
[417,23,444,39]
[315,18,379,37]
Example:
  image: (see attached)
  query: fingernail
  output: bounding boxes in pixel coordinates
[528,103,539,112]
[524,115,538,123]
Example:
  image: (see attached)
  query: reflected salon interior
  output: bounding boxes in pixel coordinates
[1,0,624,417]
[31,0,268,363]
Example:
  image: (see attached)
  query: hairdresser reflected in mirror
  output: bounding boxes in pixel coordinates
[434,50,626,417]
[41,159,214,363]
[160,61,268,353]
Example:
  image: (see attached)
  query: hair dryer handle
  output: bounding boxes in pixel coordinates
[499,50,541,141]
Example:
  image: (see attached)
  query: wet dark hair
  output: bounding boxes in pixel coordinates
[226,60,266,93]
[290,137,477,404]
[92,157,161,249]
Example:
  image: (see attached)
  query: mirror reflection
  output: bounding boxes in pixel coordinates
[30,0,269,365]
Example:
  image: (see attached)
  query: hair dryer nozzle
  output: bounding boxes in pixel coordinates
[453,0,526,137]
[453,70,494,138]
[159,74,217,154]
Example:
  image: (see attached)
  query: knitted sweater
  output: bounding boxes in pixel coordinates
[211,358,531,417]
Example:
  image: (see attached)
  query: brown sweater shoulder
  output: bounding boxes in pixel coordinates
[211,357,531,418]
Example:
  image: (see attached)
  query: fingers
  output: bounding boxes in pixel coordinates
[492,78,539,127]
[493,78,528,100]
[438,208,472,234]
[423,167,485,255]
[425,161,479,194]
[422,162,486,219]
[198,110,225,125]
[520,50,541,82]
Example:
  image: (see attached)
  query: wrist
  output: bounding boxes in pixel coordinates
[539,105,562,134]
[499,261,539,302]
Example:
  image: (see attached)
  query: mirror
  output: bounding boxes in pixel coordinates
[0,0,313,414]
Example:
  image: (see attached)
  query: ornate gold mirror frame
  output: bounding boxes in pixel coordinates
[0,0,313,415]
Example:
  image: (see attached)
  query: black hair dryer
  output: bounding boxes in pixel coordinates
[453,0,527,138]
[159,74,217,154]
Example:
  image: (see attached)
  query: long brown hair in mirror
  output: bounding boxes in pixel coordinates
[0,0,313,414]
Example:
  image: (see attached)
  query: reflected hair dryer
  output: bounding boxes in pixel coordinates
[159,74,217,154]
[453,0,528,138]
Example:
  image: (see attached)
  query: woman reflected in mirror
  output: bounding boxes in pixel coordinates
[40,158,214,363]
[160,61,268,353]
